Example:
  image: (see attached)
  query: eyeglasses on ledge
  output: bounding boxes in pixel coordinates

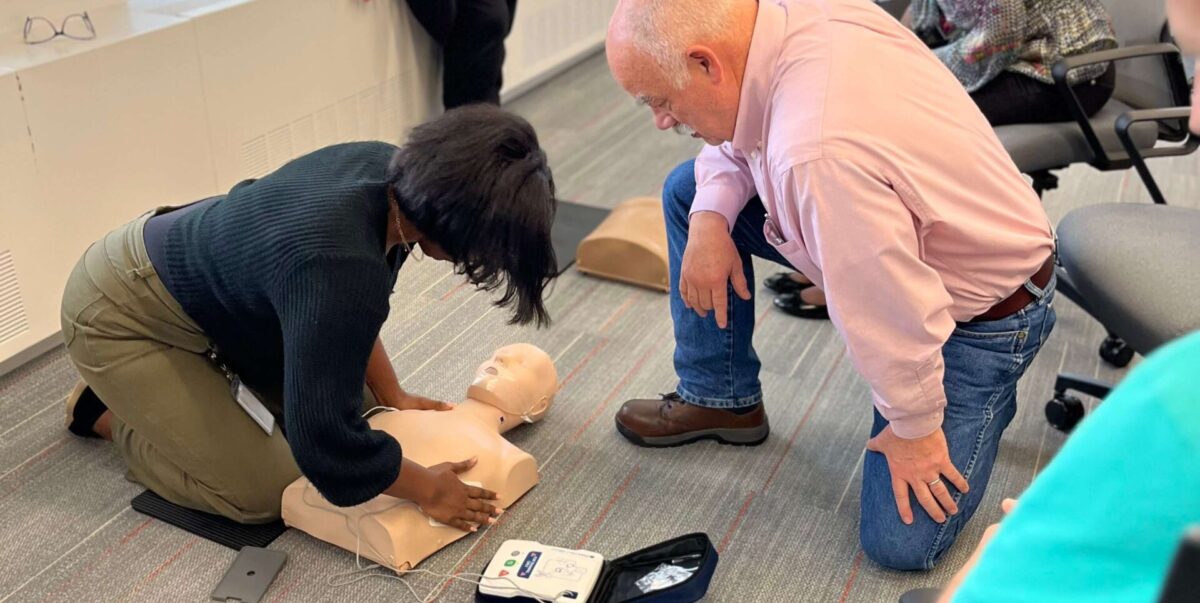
[23,12,96,45]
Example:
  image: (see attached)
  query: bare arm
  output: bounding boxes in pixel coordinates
[385,457,500,532]
[366,337,405,405]
[938,498,1018,602]
[366,337,451,410]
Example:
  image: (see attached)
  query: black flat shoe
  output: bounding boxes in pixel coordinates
[773,289,830,320]
[763,272,810,294]
[65,380,107,438]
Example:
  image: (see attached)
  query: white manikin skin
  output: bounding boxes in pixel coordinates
[281,343,559,571]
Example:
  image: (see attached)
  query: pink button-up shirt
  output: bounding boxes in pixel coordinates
[693,0,1053,439]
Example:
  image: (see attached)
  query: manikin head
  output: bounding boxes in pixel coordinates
[606,0,758,146]
[467,344,558,427]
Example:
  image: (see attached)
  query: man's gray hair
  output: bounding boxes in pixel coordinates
[625,0,740,89]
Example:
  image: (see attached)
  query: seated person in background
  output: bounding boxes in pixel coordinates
[940,6,1200,595]
[770,0,1119,319]
[404,0,518,109]
[935,331,1200,602]
[908,0,1118,126]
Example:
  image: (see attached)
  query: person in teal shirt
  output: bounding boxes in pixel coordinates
[945,330,1200,602]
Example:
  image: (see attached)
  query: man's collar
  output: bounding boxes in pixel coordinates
[732,0,787,154]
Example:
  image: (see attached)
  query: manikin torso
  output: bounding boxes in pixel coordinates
[281,344,557,571]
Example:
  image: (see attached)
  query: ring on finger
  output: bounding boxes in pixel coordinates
[927,478,944,488]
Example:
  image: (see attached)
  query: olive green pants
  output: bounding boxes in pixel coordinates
[61,213,376,523]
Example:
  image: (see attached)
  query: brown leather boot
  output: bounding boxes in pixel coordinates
[615,393,770,448]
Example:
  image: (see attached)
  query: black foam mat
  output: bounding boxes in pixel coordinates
[552,200,610,272]
[131,490,286,550]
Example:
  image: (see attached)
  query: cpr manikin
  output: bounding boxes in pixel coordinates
[576,196,669,292]
[281,343,558,571]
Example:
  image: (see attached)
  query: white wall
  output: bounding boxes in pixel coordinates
[0,5,217,370]
[0,0,130,29]
[0,0,615,372]
[503,0,619,99]
[0,68,45,357]
[144,0,439,190]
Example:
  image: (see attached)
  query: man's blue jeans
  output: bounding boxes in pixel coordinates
[663,160,1056,569]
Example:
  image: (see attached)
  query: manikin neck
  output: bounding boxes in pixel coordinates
[454,395,522,435]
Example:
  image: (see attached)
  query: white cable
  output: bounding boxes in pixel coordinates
[302,458,571,603]
[328,566,569,603]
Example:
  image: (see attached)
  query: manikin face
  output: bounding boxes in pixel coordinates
[469,344,558,422]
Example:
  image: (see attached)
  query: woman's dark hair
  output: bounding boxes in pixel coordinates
[388,104,558,327]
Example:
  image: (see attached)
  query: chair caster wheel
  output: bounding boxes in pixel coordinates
[1099,337,1134,368]
[1046,395,1084,432]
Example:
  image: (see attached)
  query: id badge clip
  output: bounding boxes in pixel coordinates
[232,377,276,436]
[208,347,275,436]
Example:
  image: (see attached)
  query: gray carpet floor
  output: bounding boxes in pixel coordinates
[2,50,1196,603]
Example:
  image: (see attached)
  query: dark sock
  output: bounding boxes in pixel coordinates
[68,386,108,439]
[727,404,760,415]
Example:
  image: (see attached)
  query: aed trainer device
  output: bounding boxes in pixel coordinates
[479,540,605,601]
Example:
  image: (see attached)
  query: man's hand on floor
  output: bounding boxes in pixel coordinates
[867,426,970,525]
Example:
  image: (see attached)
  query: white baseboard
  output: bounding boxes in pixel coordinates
[501,40,606,104]
[0,332,63,379]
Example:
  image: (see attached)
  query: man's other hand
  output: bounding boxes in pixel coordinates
[680,211,751,329]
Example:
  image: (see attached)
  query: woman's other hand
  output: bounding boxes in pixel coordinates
[385,392,453,411]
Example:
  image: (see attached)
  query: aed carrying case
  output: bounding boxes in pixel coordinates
[475,532,718,603]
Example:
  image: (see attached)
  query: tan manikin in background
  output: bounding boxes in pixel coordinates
[281,344,559,571]
[576,196,669,292]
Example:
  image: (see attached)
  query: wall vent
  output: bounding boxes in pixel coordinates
[358,87,379,144]
[337,95,360,140]
[380,77,399,143]
[0,250,30,346]
[240,81,403,180]
[266,125,294,171]
[315,105,338,148]
[291,114,316,157]
[241,135,269,179]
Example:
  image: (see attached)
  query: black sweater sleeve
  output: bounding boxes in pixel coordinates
[273,252,401,506]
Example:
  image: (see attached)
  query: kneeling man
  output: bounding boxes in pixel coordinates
[606,0,1057,570]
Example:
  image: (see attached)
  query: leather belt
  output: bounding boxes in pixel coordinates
[971,254,1055,322]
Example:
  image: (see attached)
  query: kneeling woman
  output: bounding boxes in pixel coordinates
[60,106,558,529]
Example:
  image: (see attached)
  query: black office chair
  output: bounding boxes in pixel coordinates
[1159,526,1200,603]
[995,0,1196,399]
[874,0,909,20]
[878,0,1197,379]
[1044,204,1200,430]
[873,0,1196,204]
[995,0,1197,203]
